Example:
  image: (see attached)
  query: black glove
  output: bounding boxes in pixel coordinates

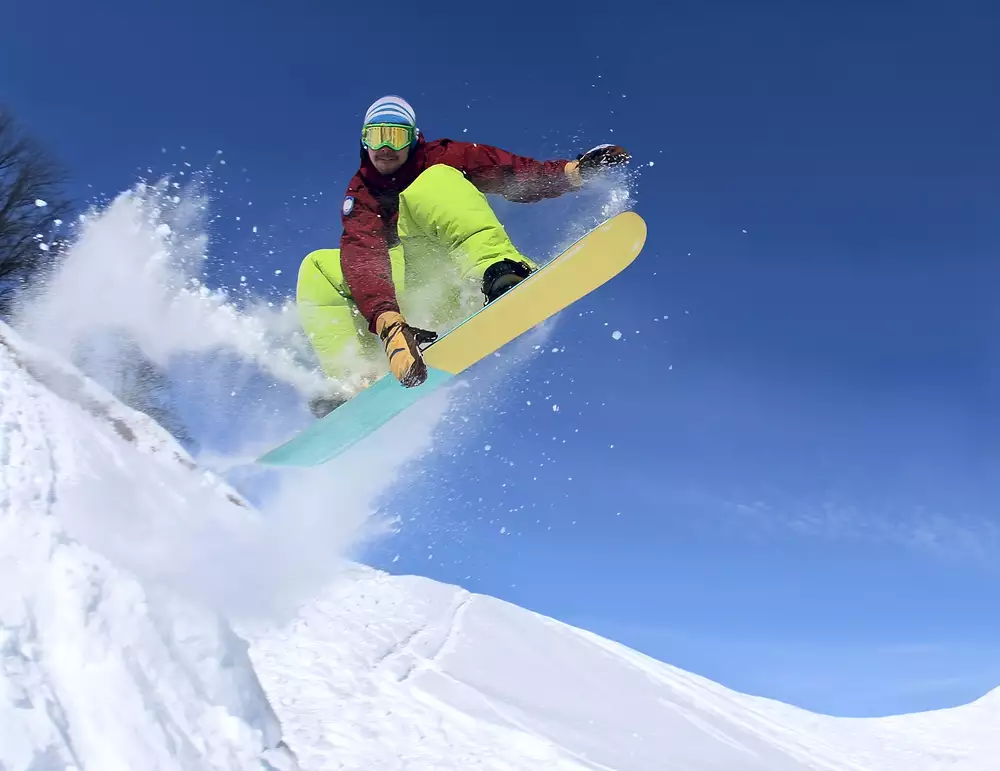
[577,144,631,180]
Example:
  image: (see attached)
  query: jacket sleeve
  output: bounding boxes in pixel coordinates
[429,140,579,203]
[339,185,399,330]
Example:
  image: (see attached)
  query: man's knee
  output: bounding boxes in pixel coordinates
[409,163,469,191]
[298,248,348,306]
[399,164,483,218]
[297,246,406,307]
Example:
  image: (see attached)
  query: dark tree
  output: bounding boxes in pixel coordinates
[0,108,72,317]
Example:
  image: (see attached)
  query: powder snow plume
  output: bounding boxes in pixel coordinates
[9,176,452,620]
[17,177,332,403]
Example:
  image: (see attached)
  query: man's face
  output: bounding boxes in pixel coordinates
[368,144,409,176]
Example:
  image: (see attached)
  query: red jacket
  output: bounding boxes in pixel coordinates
[339,136,574,329]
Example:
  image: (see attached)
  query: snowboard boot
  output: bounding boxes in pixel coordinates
[308,392,347,419]
[482,259,534,305]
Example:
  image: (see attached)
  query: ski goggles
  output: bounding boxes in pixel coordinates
[361,123,414,151]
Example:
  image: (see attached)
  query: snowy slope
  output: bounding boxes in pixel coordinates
[247,567,997,771]
[2,317,995,771]
[0,322,297,771]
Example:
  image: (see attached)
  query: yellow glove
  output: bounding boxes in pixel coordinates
[374,311,438,387]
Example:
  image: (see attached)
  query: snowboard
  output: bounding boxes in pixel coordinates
[257,210,647,467]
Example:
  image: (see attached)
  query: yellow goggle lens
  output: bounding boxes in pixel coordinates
[362,124,413,151]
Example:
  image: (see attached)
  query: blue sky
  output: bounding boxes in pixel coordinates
[3,0,999,717]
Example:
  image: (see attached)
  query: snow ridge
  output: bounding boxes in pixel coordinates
[0,322,297,771]
[247,569,999,771]
[2,315,996,771]
[375,589,472,683]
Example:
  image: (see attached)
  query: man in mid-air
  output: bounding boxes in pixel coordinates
[297,94,629,416]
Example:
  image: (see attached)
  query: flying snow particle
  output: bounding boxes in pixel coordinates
[612,330,623,340]
[274,269,282,276]
[742,229,748,234]
[648,161,655,167]
[500,526,507,534]
[34,199,47,207]
[252,226,258,233]
[484,444,492,451]
[552,405,560,412]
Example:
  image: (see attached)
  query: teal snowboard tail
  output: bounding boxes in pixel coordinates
[258,367,453,466]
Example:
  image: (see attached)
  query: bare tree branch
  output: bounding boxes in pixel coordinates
[0,107,73,317]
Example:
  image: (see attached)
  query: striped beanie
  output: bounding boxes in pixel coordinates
[363,95,416,128]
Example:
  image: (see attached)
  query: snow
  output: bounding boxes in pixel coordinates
[246,567,999,771]
[0,323,297,770]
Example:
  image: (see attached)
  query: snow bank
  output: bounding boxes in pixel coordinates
[2,314,995,771]
[0,322,297,771]
[247,566,998,771]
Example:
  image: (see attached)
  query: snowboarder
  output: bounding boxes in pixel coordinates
[296,95,629,416]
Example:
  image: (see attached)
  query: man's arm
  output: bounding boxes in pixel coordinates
[339,187,399,330]
[427,139,581,203]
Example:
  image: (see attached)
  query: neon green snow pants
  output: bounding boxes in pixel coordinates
[296,164,537,381]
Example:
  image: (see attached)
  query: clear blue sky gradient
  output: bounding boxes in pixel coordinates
[3,0,998,717]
